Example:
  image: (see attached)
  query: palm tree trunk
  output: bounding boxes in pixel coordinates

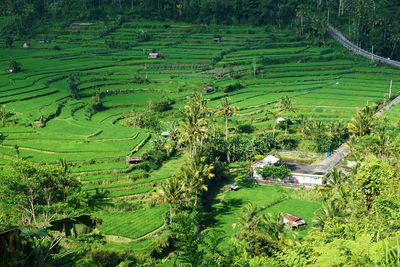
[285,113,288,135]
[169,203,173,223]
[273,121,276,137]
[225,116,228,140]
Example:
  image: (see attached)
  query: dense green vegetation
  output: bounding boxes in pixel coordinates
[1,0,400,60]
[0,1,400,266]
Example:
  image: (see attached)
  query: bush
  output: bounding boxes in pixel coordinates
[85,88,104,120]
[237,124,254,134]
[223,82,243,93]
[259,165,291,180]
[88,248,136,267]
[8,58,21,72]
[136,29,151,42]
[276,134,299,150]
[151,98,175,112]
[132,74,149,84]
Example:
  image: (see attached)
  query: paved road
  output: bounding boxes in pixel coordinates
[377,94,400,116]
[306,27,400,174]
[328,26,400,68]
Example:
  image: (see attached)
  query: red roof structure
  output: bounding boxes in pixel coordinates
[148,53,160,58]
[126,157,143,165]
[202,86,213,92]
[283,213,306,229]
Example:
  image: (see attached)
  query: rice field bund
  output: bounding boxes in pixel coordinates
[1,20,400,256]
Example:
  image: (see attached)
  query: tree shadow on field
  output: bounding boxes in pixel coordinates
[202,197,243,228]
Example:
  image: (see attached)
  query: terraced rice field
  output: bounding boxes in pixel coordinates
[1,20,399,250]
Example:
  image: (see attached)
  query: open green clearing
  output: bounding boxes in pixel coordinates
[1,19,399,257]
[206,172,320,247]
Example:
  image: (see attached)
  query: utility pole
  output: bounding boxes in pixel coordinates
[389,80,392,99]
[371,45,374,61]
[328,8,330,25]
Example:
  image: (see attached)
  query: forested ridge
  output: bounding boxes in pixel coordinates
[1,0,400,59]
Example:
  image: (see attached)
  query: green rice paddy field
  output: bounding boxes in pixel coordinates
[0,20,399,255]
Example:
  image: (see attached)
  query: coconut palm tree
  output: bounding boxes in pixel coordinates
[179,155,214,207]
[0,105,13,127]
[265,108,280,137]
[263,212,288,243]
[153,176,185,222]
[275,96,296,134]
[179,93,210,156]
[237,203,263,233]
[347,105,377,136]
[296,114,309,137]
[216,96,239,141]
[312,200,342,230]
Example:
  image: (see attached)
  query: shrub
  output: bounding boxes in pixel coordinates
[88,249,136,266]
[85,88,104,120]
[223,82,243,93]
[5,36,13,48]
[236,124,254,134]
[8,58,21,72]
[132,74,149,84]
[151,98,175,112]
[276,134,299,150]
[68,73,80,99]
[259,165,291,180]
[136,29,151,42]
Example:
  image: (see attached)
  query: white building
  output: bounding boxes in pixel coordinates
[251,155,280,179]
[286,163,327,186]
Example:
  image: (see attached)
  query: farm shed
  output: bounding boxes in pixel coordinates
[23,42,31,48]
[161,131,169,137]
[202,86,214,93]
[39,40,50,44]
[227,184,239,191]
[213,37,221,43]
[276,117,285,123]
[126,157,143,165]
[148,53,160,59]
[251,155,280,179]
[6,67,15,73]
[283,213,306,229]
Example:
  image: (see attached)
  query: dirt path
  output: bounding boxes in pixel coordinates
[0,144,55,154]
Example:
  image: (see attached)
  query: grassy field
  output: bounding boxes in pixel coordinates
[1,19,399,256]
[205,171,320,247]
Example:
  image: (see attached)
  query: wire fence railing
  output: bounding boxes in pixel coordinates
[328,26,400,68]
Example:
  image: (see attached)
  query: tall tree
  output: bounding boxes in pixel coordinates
[0,105,13,127]
[275,96,296,135]
[179,92,210,156]
[347,105,377,136]
[68,73,80,99]
[265,108,280,137]
[153,176,185,222]
[216,96,239,141]
[0,160,82,225]
[179,154,214,207]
